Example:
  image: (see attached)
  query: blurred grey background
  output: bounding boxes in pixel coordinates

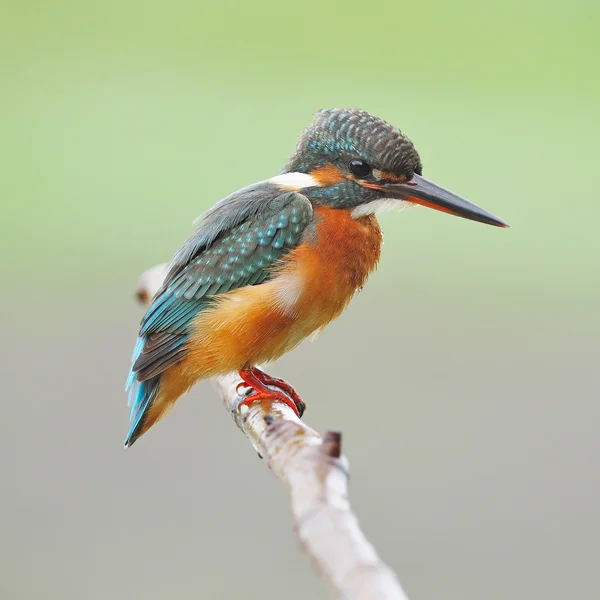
[1,1,599,598]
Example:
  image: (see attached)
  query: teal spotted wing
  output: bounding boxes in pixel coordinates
[125,191,313,444]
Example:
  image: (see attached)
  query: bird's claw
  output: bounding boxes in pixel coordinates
[236,368,306,418]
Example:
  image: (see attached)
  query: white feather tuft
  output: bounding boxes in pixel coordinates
[272,271,303,317]
[270,172,319,191]
[351,199,415,219]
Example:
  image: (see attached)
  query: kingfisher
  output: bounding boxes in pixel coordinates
[125,108,508,447]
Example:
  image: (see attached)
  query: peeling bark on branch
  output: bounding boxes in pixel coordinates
[135,264,410,600]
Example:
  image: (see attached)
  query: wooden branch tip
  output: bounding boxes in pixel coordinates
[135,264,410,600]
[322,430,343,458]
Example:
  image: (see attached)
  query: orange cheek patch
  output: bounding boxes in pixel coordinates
[311,163,345,186]
[348,169,409,191]
[377,170,408,183]
[359,181,382,190]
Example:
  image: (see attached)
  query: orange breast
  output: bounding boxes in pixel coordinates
[279,205,383,328]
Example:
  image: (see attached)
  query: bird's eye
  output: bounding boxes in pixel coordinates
[349,159,372,179]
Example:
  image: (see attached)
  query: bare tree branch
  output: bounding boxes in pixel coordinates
[135,264,410,600]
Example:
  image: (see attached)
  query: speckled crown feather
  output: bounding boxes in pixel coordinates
[284,108,422,177]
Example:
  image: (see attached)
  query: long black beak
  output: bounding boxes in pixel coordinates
[383,174,508,228]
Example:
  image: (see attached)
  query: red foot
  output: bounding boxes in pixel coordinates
[237,368,306,418]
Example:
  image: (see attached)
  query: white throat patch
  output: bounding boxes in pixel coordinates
[351,199,415,219]
[269,172,319,191]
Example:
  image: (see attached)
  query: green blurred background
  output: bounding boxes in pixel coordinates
[2,1,599,598]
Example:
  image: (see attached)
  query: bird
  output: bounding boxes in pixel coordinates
[125,108,508,447]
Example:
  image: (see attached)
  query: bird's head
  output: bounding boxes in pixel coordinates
[273,108,507,227]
